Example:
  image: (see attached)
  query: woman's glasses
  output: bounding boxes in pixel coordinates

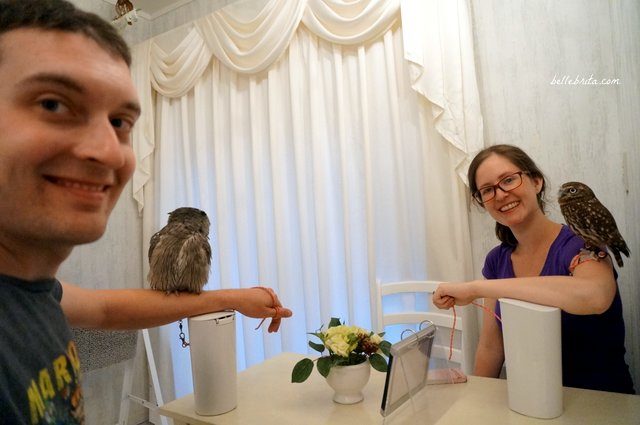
[473,171,528,204]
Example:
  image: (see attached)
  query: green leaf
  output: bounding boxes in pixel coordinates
[308,341,325,353]
[291,358,314,383]
[379,340,391,357]
[328,317,342,328]
[333,356,348,367]
[378,332,386,338]
[369,353,388,372]
[308,331,326,342]
[317,356,332,377]
[347,333,359,345]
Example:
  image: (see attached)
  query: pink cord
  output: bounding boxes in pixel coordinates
[252,286,284,330]
[472,300,502,322]
[448,302,501,362]
[449,307,457,361]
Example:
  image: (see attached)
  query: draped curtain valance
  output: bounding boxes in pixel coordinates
[131,0,483,213]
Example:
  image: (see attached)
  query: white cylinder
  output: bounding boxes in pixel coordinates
[188,311,237,416]
[499,298,563,419]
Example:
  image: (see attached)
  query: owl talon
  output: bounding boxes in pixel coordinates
[579,247,608,261]
[570,247,608,274]
[579,248,600,261]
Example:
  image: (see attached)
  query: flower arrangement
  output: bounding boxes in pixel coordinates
[291,317,391,383]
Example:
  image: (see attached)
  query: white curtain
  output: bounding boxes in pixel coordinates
[131,0,482,399]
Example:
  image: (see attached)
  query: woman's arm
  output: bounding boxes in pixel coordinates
[60,282,292,333]
[473,298,504,377]
[433,259,616,315]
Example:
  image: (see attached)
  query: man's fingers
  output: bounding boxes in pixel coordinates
[278,307,292,318]
[268,318,282,333]
[251,287,293,332]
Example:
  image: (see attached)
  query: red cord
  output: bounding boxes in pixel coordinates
[449,306,457,361]
[252,286,283,330]
[471,300,502,323]
[448,302,501,362]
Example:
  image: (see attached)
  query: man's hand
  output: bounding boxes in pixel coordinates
[234,287,293,333]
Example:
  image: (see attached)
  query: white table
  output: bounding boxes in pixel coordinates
[159,352,640,425]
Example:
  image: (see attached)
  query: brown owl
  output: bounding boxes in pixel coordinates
[558,182,630,267]
[148,207,212,293]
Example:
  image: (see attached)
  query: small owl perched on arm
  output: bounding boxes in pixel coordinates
[558,182,630,268]
[148,207,212,293]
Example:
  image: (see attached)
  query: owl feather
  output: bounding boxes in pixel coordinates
[148,207,212,294]
[558,182,630,268]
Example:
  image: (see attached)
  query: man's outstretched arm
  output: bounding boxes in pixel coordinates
[60,282,292,333]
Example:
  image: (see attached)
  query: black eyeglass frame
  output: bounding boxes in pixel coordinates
[472,171,530,204]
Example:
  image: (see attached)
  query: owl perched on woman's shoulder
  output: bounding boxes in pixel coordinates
[558,182,630,268]
[148,207,212,294]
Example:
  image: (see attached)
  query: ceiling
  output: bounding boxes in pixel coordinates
[102,0,194,20]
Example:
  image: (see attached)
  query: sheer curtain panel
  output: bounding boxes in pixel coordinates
[131,0,483,399]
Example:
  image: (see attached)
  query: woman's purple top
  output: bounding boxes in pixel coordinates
[482,225,635,394]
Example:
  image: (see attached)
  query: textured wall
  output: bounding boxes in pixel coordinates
[57,182,146,424]
[72,0,243,45]
[468,0,640,390]
[70,0,114,19]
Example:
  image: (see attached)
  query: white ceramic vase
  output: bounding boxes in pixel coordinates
[325,361,371,404]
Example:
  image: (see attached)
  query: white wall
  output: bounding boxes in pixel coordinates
[74,0,243,45]
[56,181,146,424]
[468,0,640,390]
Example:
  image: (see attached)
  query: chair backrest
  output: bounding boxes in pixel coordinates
[374,280,464,366]
[72,328,138,373]
[72,328,169,425]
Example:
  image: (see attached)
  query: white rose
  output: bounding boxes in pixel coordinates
[324,325,358,356]
[326,336,351,357]
[369,333,382,345]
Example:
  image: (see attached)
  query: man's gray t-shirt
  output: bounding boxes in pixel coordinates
[0,275,84,424]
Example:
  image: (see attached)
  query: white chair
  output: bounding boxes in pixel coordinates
[117,329,169,425]
[374,280,465,368]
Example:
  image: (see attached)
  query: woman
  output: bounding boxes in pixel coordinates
[433,144,634,394]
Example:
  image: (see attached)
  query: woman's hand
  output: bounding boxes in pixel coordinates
[433,282,478,309]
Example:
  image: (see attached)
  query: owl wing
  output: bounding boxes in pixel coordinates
[175,233,212,293]
[148,228,163,261]
[204,235,212,263]
[560,200,604,247]
[584,199,630,266]
[148,230,188,292]
[583,198,622,244]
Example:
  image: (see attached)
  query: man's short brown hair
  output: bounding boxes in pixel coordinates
[0,0,131,66]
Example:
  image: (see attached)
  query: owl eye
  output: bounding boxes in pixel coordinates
[569,188,577,194]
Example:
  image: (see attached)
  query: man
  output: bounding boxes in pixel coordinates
[0,1,292,423]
